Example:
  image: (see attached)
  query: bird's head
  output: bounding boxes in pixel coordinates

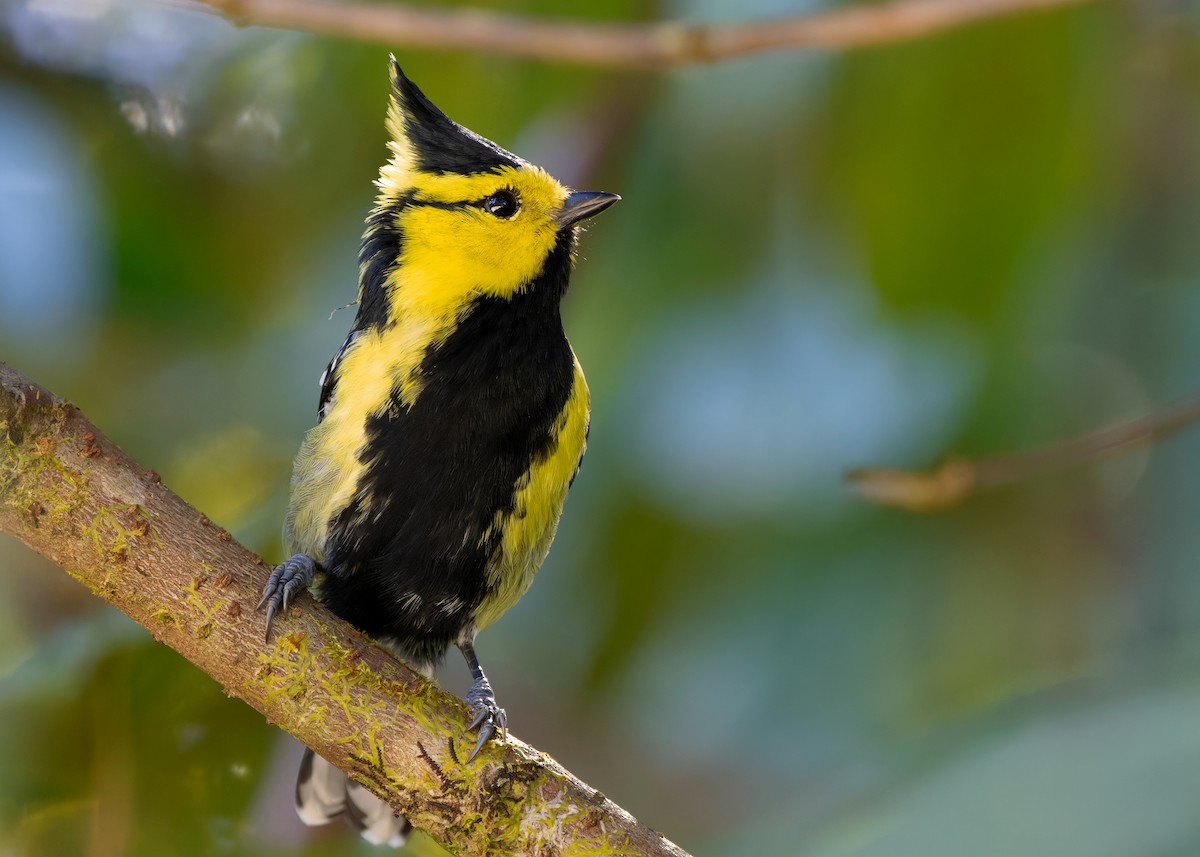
[367,59,618,315]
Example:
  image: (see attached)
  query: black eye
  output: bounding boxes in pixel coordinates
[483,190,519,219]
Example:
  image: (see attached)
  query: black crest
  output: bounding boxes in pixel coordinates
[389,58,520,175]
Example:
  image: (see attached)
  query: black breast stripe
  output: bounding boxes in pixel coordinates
[315,232,576,663]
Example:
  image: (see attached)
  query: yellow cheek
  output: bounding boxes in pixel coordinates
[400,208,558,299]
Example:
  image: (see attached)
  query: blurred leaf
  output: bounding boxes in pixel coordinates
[815,8,1118,324]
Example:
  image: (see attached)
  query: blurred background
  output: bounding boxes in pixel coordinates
[4,0,1200,854]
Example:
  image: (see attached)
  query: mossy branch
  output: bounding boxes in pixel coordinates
[0,362,690,857]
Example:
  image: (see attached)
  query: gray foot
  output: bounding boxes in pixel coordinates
[257,553,316,640]
[465,676,508,761]
[459,641,507,761]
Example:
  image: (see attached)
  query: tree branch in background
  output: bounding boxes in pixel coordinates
[200,0,1102,68]
[848,395,1200,512]
[0,362,691,857]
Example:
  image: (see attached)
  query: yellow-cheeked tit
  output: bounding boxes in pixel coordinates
[256,59,618,845]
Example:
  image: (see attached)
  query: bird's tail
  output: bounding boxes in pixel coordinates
[294,653,430,846]
[295,748,412,847]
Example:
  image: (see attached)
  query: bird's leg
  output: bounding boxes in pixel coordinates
[256,553,317,641]
[458,640,507,761]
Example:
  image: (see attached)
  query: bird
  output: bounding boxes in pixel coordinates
[255,58,618,846]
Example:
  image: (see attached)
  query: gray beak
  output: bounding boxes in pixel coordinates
[556,191,620,228]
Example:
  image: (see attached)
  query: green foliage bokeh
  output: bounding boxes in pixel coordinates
[4,1,1200,855]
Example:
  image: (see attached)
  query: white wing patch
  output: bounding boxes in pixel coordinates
[317,329,360,422]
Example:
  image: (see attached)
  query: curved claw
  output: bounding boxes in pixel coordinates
[255,566,283,612]
[469,720,494,762]
[263,599,279,641]
[467,704,507,762]
[257,554,316,641]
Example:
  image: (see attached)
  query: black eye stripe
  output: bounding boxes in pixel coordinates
[395,190,467,212]
[397,191,521,216]
[419,200,466,212]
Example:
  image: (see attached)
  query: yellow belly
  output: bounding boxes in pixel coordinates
[282,307,456,563]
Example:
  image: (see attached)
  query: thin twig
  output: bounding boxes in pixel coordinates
[198,0,1103,68]
[849,395,1200,512]
[0,362,691,857]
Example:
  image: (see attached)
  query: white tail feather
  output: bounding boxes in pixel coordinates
[295,748,410,847]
